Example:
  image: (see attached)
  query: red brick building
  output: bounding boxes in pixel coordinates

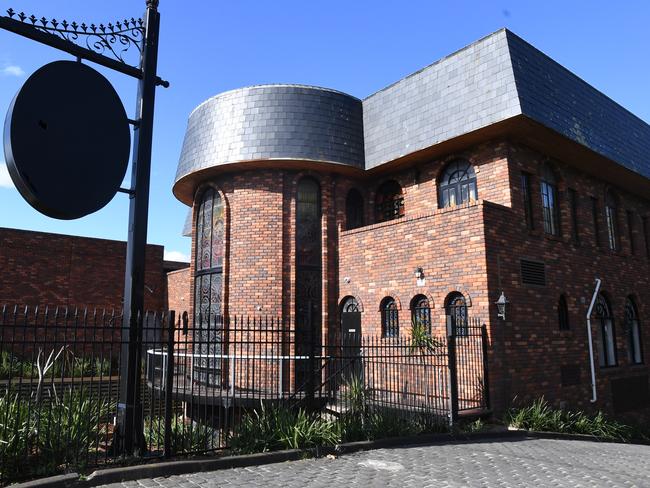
[173,30,650,418]
[0,226,188,312]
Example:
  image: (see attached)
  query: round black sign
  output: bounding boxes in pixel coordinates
[3,60,131,219]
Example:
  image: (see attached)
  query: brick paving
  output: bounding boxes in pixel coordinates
[101,437,650,488]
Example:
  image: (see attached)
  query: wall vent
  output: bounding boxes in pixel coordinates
[520,259,546,286]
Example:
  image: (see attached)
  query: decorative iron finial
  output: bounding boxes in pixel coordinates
[4,8,145,67]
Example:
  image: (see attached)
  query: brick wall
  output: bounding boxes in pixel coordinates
[182,138,650,418]
[484,142,650,418]
[0,227,166,311]
[166,267,191,315]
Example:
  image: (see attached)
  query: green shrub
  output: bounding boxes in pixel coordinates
[458,418,486,433]
[0,349,114,380]
[338,375,448,442]
[145,415,215,454]
[0,389,114,480]
[229,404,340,454]
[0,350,34,379]
[505,397,631,442]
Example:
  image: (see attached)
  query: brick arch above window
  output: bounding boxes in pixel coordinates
[446,288,472,307]
[377,292,402,311]
[408,292,435,310]
[193,182,228,210]
[339,294,364,313]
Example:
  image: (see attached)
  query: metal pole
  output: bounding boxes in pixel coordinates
[481,324,491,410]
[116,0,161,456]
[306,301,315,407]
[447,316,459,426]
[164,311,176,458]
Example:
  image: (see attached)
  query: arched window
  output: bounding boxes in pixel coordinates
[375,180,404,223]
[411,295,431,336]
[381,297,399,338]
[605,189,619,251]
[540,163,560,236]
[558,294,570,330]
[445,292,468,336]
[194,187,225,385]
[625,297,643,364]
[594,293,617,367]
[341,296,360,313]
[438,159,477,208]
[346,188,364,230]
[295,177,322,388]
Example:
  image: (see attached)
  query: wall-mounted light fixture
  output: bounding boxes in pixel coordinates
[495,291,509,320]
[414,267,424,279]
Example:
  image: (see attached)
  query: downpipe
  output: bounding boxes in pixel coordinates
[586,278,601,403]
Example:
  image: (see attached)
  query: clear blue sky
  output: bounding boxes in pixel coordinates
[1,0,649,262]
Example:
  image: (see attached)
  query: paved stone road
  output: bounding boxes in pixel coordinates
[103,437,650,488]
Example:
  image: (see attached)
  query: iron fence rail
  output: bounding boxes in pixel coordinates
[0,306,489,481]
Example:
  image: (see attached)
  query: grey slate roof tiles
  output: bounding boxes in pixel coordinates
[175,28,650,195]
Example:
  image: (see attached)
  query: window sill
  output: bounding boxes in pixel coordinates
[543,233,565,243]
[599,364,619,371]
[627,362,646,369]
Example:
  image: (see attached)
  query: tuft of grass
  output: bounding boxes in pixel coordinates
[505,397,631,442]
[458,418,486,434]
[0,349,114,380]
[0,389,114,480]
[145,416,215,454]
[229,403,340,454]
[338,375,448,442]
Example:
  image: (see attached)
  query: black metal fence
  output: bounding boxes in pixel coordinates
[0,306,488,481]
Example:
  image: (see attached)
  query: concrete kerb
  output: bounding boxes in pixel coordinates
[12,429,646,488]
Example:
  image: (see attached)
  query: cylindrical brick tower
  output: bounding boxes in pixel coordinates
[173,85,365,363]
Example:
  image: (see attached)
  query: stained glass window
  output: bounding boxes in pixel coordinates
[193,188,224,385]
[295,177,322,389]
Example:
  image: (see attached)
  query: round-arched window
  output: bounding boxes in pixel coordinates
[438,160,477,208]
[594,293,617,367]
[346,188,364,230]
[625,297,642,364]
[445,292,468,336]
[411,295,431,336]
[381,297,399,337]
[194,187,225,385]
[558,294,569,330]
[375,180,404,223]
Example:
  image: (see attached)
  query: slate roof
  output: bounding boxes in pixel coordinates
[175,28,650,223]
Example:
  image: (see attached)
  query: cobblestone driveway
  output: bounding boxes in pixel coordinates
[104,437,650,488]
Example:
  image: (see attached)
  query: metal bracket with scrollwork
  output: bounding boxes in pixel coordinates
[6,8,144,67]
[0,7,168,86]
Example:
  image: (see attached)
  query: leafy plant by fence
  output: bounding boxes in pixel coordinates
[0,305,489,482]
[505,397,632,442]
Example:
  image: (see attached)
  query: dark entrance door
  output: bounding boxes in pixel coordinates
[340,297,361,382]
